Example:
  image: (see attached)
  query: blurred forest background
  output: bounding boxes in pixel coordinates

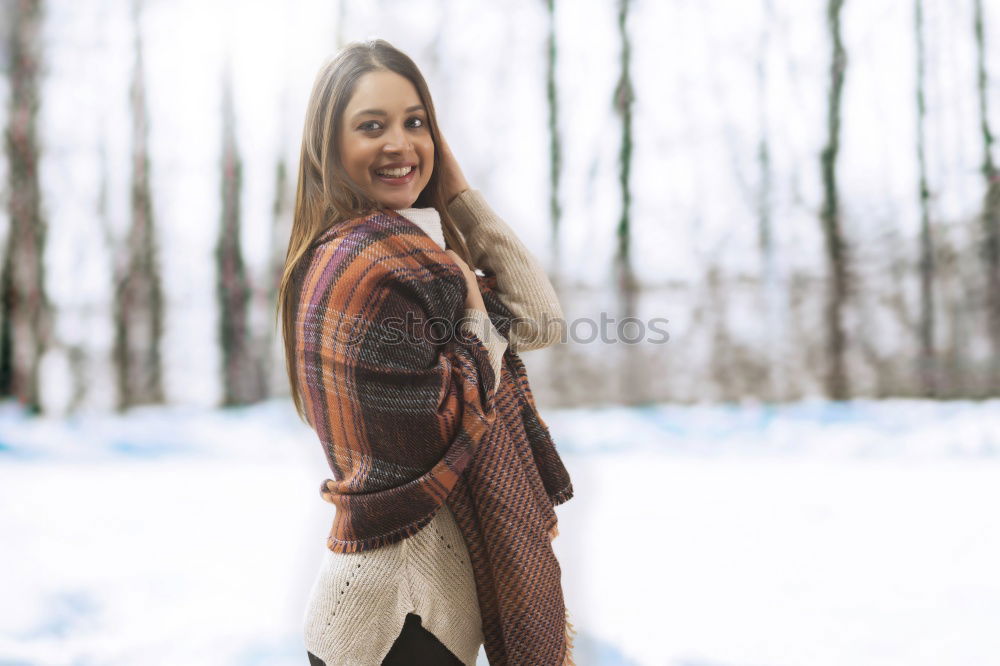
[1,0,999,416]
[4,3,1000,665]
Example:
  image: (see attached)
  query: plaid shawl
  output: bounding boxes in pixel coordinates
[294,208,576,665]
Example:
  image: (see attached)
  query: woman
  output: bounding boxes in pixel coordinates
[277,39,576,665]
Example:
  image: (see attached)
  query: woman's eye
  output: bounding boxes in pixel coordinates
[359,117,425,132]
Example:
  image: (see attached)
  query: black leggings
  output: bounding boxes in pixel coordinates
[307,612,465,665]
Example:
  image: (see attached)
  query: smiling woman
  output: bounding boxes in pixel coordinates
[339,71,435,210]
[278,38,575,666]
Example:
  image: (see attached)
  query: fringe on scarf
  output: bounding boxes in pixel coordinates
[562,604,577,666]
[548,520,574,665]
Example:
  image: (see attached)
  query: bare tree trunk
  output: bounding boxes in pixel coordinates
[544,0,563,287]
[756,0,785,402]
[543,0,571,400]
[613,0,639,404]
[113,0,165,410]
[914,0,938,396]
[262,155,290,397]
[262,65,295,400]
[973,0,1000,394]
[216,63,263,406]
[1,0,51,414]
[820,0,850,400]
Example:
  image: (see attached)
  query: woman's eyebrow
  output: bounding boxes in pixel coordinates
[352,104,425,120]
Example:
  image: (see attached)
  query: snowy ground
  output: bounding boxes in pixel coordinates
[2,398,999,666]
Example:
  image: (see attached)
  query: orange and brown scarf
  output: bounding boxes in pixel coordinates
[293,208,576,665]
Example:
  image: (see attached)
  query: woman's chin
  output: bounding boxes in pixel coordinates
[379,197,415,210]
[373,190,418,210]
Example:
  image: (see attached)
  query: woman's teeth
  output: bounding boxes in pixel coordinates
[375,166,414,177]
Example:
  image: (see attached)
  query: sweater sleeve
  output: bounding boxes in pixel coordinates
[446,188,565,352]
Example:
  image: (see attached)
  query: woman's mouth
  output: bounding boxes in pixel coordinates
[373,165,416,185]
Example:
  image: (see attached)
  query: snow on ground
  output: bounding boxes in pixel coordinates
[1,398,999,665]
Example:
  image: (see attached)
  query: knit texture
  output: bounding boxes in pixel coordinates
[294,196,575,664]
[394,204,446,248]
[303,504,484,665]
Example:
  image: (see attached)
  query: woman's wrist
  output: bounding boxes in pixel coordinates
[466,293,486,312]
[465,282,486,311]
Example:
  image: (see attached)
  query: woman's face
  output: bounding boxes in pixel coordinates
[339,70,434,210]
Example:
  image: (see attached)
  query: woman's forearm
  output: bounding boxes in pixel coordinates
[446,189,565,352]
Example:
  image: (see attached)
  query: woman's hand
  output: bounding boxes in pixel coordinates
[446,249,486,313]
[436,128,470,206]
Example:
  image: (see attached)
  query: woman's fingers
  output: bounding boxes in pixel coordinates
[437,128,451,155]
[436,129,470,204]
[446,249,472,275]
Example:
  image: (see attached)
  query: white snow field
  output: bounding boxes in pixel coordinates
[1,398,999,666]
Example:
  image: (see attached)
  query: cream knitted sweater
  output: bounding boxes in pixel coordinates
[302,189,565,665]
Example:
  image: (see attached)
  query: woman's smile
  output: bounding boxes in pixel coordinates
[372,163,417,186]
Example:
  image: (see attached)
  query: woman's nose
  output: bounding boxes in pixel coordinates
[381,124,412,153]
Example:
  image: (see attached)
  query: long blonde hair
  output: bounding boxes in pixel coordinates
[277,39,475,424]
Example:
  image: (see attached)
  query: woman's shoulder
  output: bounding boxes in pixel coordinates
[310,209,386,249]
[309,208,436,257]
[301,209,459,304]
